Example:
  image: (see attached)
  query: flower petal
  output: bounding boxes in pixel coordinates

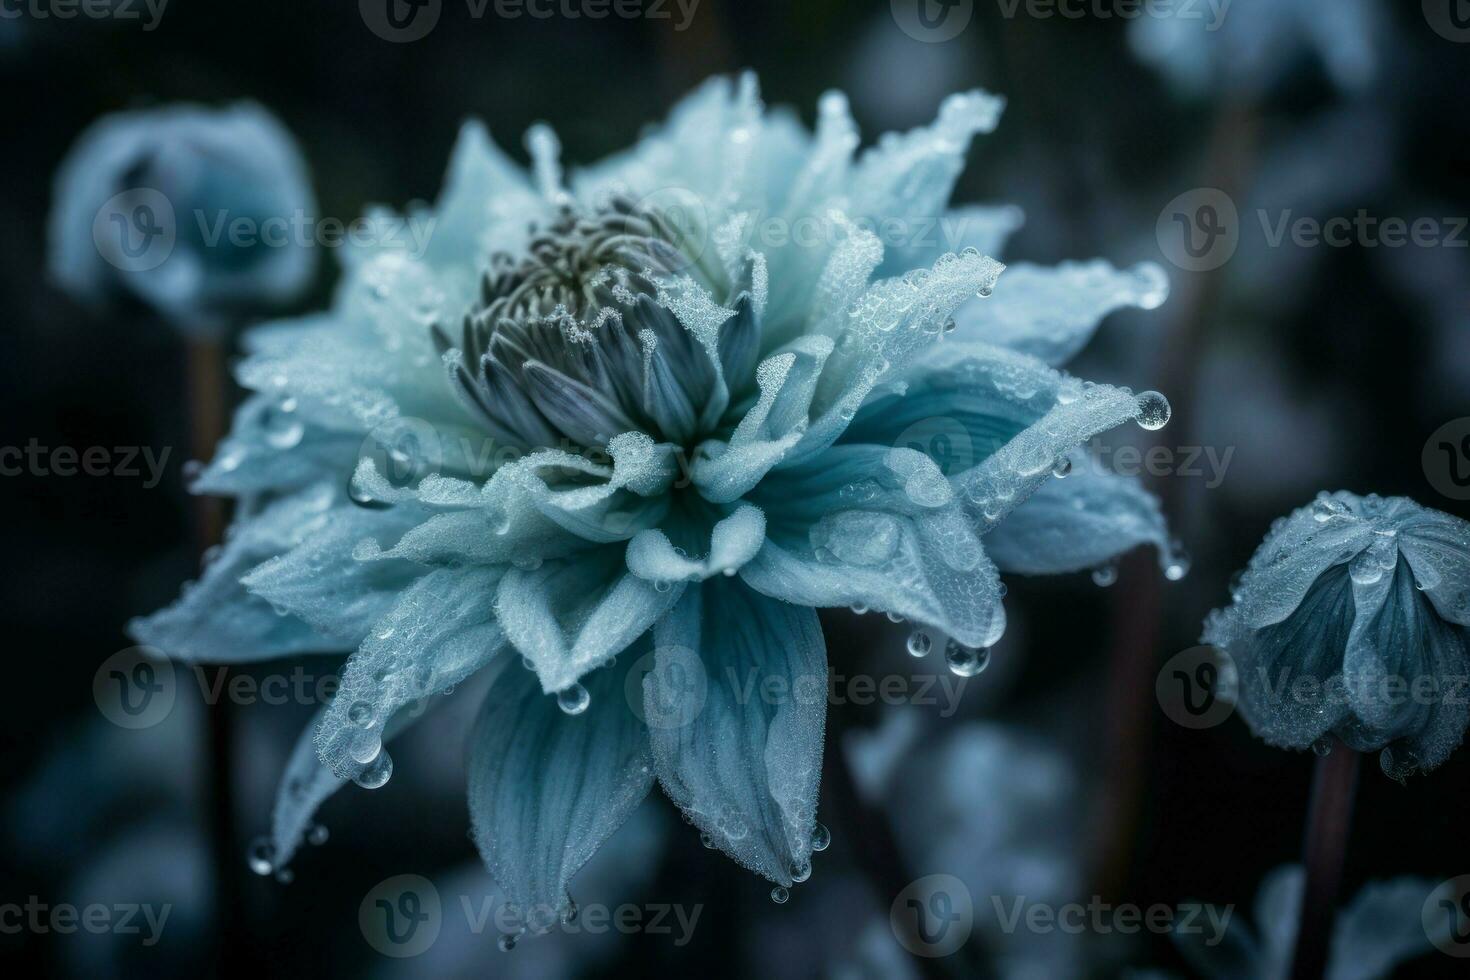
[467,654,654,929]
[647,580,826,885]
[626,504,767,583]
[315,567,504,777]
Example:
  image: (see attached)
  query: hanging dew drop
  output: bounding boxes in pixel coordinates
[355,750,393,789]
[1134,390,1171,431]
[1163,543,1192,581]
[1311,738,1334,758]
[791,861,812,883]
[557,683,591,716]
[944,640,990,677]
[246,837,276,876]
[905,629,932,658]
[1092,563,1119,587]
[1051,456,1072,478]
[497,932,519,952]
[700,831,715,849]
[811,822,831,852]
[770,886,790,904]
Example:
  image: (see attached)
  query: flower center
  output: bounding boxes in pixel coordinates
[434,195,724,451]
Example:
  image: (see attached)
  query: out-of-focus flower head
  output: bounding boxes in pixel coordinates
[1204,492,1470,777]
[49,102,317,334]
[1129,0,1383,100]
[129,74,1174,937]
[1167,864,1451,980]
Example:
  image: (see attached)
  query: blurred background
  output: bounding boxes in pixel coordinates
[3,0,1469,977]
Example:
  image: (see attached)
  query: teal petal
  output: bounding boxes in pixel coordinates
[467,654,653,930]
[647,581,826,885]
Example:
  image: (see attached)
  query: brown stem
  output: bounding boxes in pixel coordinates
[1288,741,1360,980]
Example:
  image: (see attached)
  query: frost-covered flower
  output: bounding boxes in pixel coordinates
[1129,0,1383,99]
[131,75,1172,931]
[1204,492,1470,777]
[1167,865,1450,980]
[49,102,317,333]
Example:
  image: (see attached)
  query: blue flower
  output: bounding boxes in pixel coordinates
[49,102,317,333]
[1204,492,1470,777]
[130,75,1172,931]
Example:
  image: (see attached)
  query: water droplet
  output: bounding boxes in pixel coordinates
[1164,543,1192,581]
[557,683,591,716]
[906,629,932,658]
[246,837,276,876]
[1134,390,1171,430]
[1092,563,1119,587]
[1311,737,1334,758]
[944,640,990,677]
[521,655,535,671]
[1313,497,1347,522]
[347,701,376,727]
[700,831,715,849]
[307,824,330,847]
[347,729,382,765]
[498,932,519,952]
[488,507,511,535]
[770,886,790,904]
[886,611,905,623]
[354,750,393,789]
[811,822,831,852]
[850,604,869,615]
[1051,456,1072,478]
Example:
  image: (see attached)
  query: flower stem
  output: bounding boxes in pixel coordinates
[1287,740,1360,980]
[187,337,242,963]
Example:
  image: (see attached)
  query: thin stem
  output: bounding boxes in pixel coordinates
[186,337,242,969]
[1288,740,1361,980]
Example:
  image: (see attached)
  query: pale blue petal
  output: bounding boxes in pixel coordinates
[468,654,653,928]
[495,547,683,694]
[983,466,1171,575]
[1328,875,1446,980]
[647,581,825,885]
[625,504,766,583]
[315,567,504,777]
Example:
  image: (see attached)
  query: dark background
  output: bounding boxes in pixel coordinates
[2,1,1469,977]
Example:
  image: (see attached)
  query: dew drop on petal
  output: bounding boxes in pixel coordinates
[1092,563,1119,587]
[347,729,383,765]
[1311,738,1334,758]
[770,886,789,904]
[498,932,519,952]
[1134,390,1171,431]
[811,822,831,852]
[557,683,591,716]
[905,629,932,658]
[347,701,376,727]
[354,750,393,789]
[944,640,990,677]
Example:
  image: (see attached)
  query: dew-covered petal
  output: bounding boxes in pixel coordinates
[626,504,767,583]
[983,466,1171,575]
[467,653,654,929]
[1395,505,1470,628]
[647,580,825,886]
[495,546,683,694]
[315,567,504,777]
[189,394,360,498]
[128,490,355,662]
[955,260,1169,365]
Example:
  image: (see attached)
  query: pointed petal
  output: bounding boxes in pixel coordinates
[647,581,826,886]
[468,655,654,929]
